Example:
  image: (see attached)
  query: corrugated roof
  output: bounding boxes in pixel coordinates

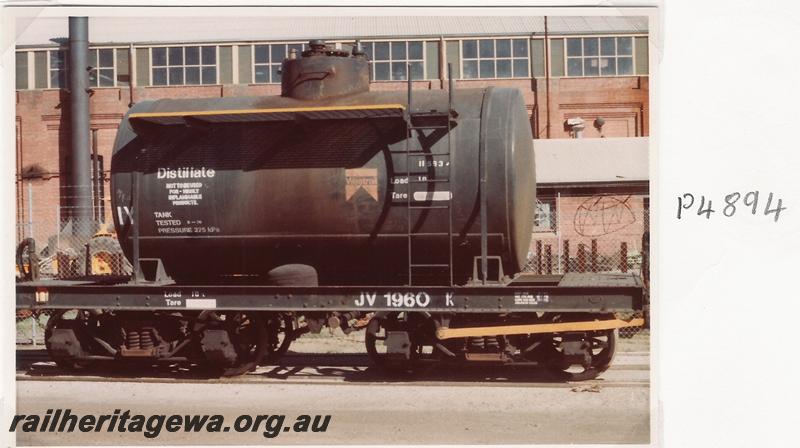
[14,15,648,47]
[535,137,649,184]
[547,16,648,34]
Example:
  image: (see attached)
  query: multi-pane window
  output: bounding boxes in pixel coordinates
[151,46,217,86]
[362,41,424,81]
[253,43,305,84]
[49,50,67,88]
[462,39,529,79]
[566,37,633,77]
[89,48,115,87]
[16,52,28,90]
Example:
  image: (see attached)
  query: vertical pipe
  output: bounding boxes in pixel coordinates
[406,63,412,285]
[439,36,446,90]
[544,16,551,139]
[591,239,598,272]
[447,62,454,116]
[577,243,586,273]
[556,191,561,272]
[407,63,413,112]
[16,116,25,243]
[478,88,494,284]
[131,170,141,283]
[91,128,99,221]
[563,240,570,273]
[68,17,93,235]
[128,43,136,107]
[26,181,33,240]
[447,62,454,286]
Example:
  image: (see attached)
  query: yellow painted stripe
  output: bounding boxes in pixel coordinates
[128,104,406,119]
[436,318,645,340]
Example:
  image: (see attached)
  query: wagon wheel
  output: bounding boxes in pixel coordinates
[44,309,94,370]
[208,311,269,377]
[521,313,618,381]
[260,313,295,364]
[538,326,617,382]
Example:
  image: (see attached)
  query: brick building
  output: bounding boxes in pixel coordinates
[13,15,650,274]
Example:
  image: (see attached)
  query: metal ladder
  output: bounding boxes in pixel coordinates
[402,64,455,286]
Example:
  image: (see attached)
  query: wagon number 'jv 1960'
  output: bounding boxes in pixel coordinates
[355,292,432,308]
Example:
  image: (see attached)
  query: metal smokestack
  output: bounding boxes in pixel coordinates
[68,16,93,234]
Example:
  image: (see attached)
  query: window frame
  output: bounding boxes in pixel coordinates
[15,33,646,90]
[15,46,131,90]
[88,47,117,88]
[250,41,307,85]
[15,51,31,90]
[360,39,428,82]
[562,34,637,78]
[459,37,531,80]
[47,49,68,89]
[150,44,220,87]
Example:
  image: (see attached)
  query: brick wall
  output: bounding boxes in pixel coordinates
[528,193,648,274]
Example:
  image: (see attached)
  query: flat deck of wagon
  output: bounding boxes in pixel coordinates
[16,271,643,313]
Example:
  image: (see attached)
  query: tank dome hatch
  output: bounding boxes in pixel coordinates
[281,40,370,100]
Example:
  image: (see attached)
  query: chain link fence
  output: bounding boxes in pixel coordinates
[16,182,131,282]
[522,193,650,339]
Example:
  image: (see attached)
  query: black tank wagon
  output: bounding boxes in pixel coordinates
[16,40,644,380]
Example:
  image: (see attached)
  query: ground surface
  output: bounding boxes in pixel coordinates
[14,334,650,445]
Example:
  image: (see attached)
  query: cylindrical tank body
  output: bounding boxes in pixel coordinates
[111,50,534,286]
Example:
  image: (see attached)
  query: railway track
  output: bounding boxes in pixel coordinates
[16,349,649,388]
